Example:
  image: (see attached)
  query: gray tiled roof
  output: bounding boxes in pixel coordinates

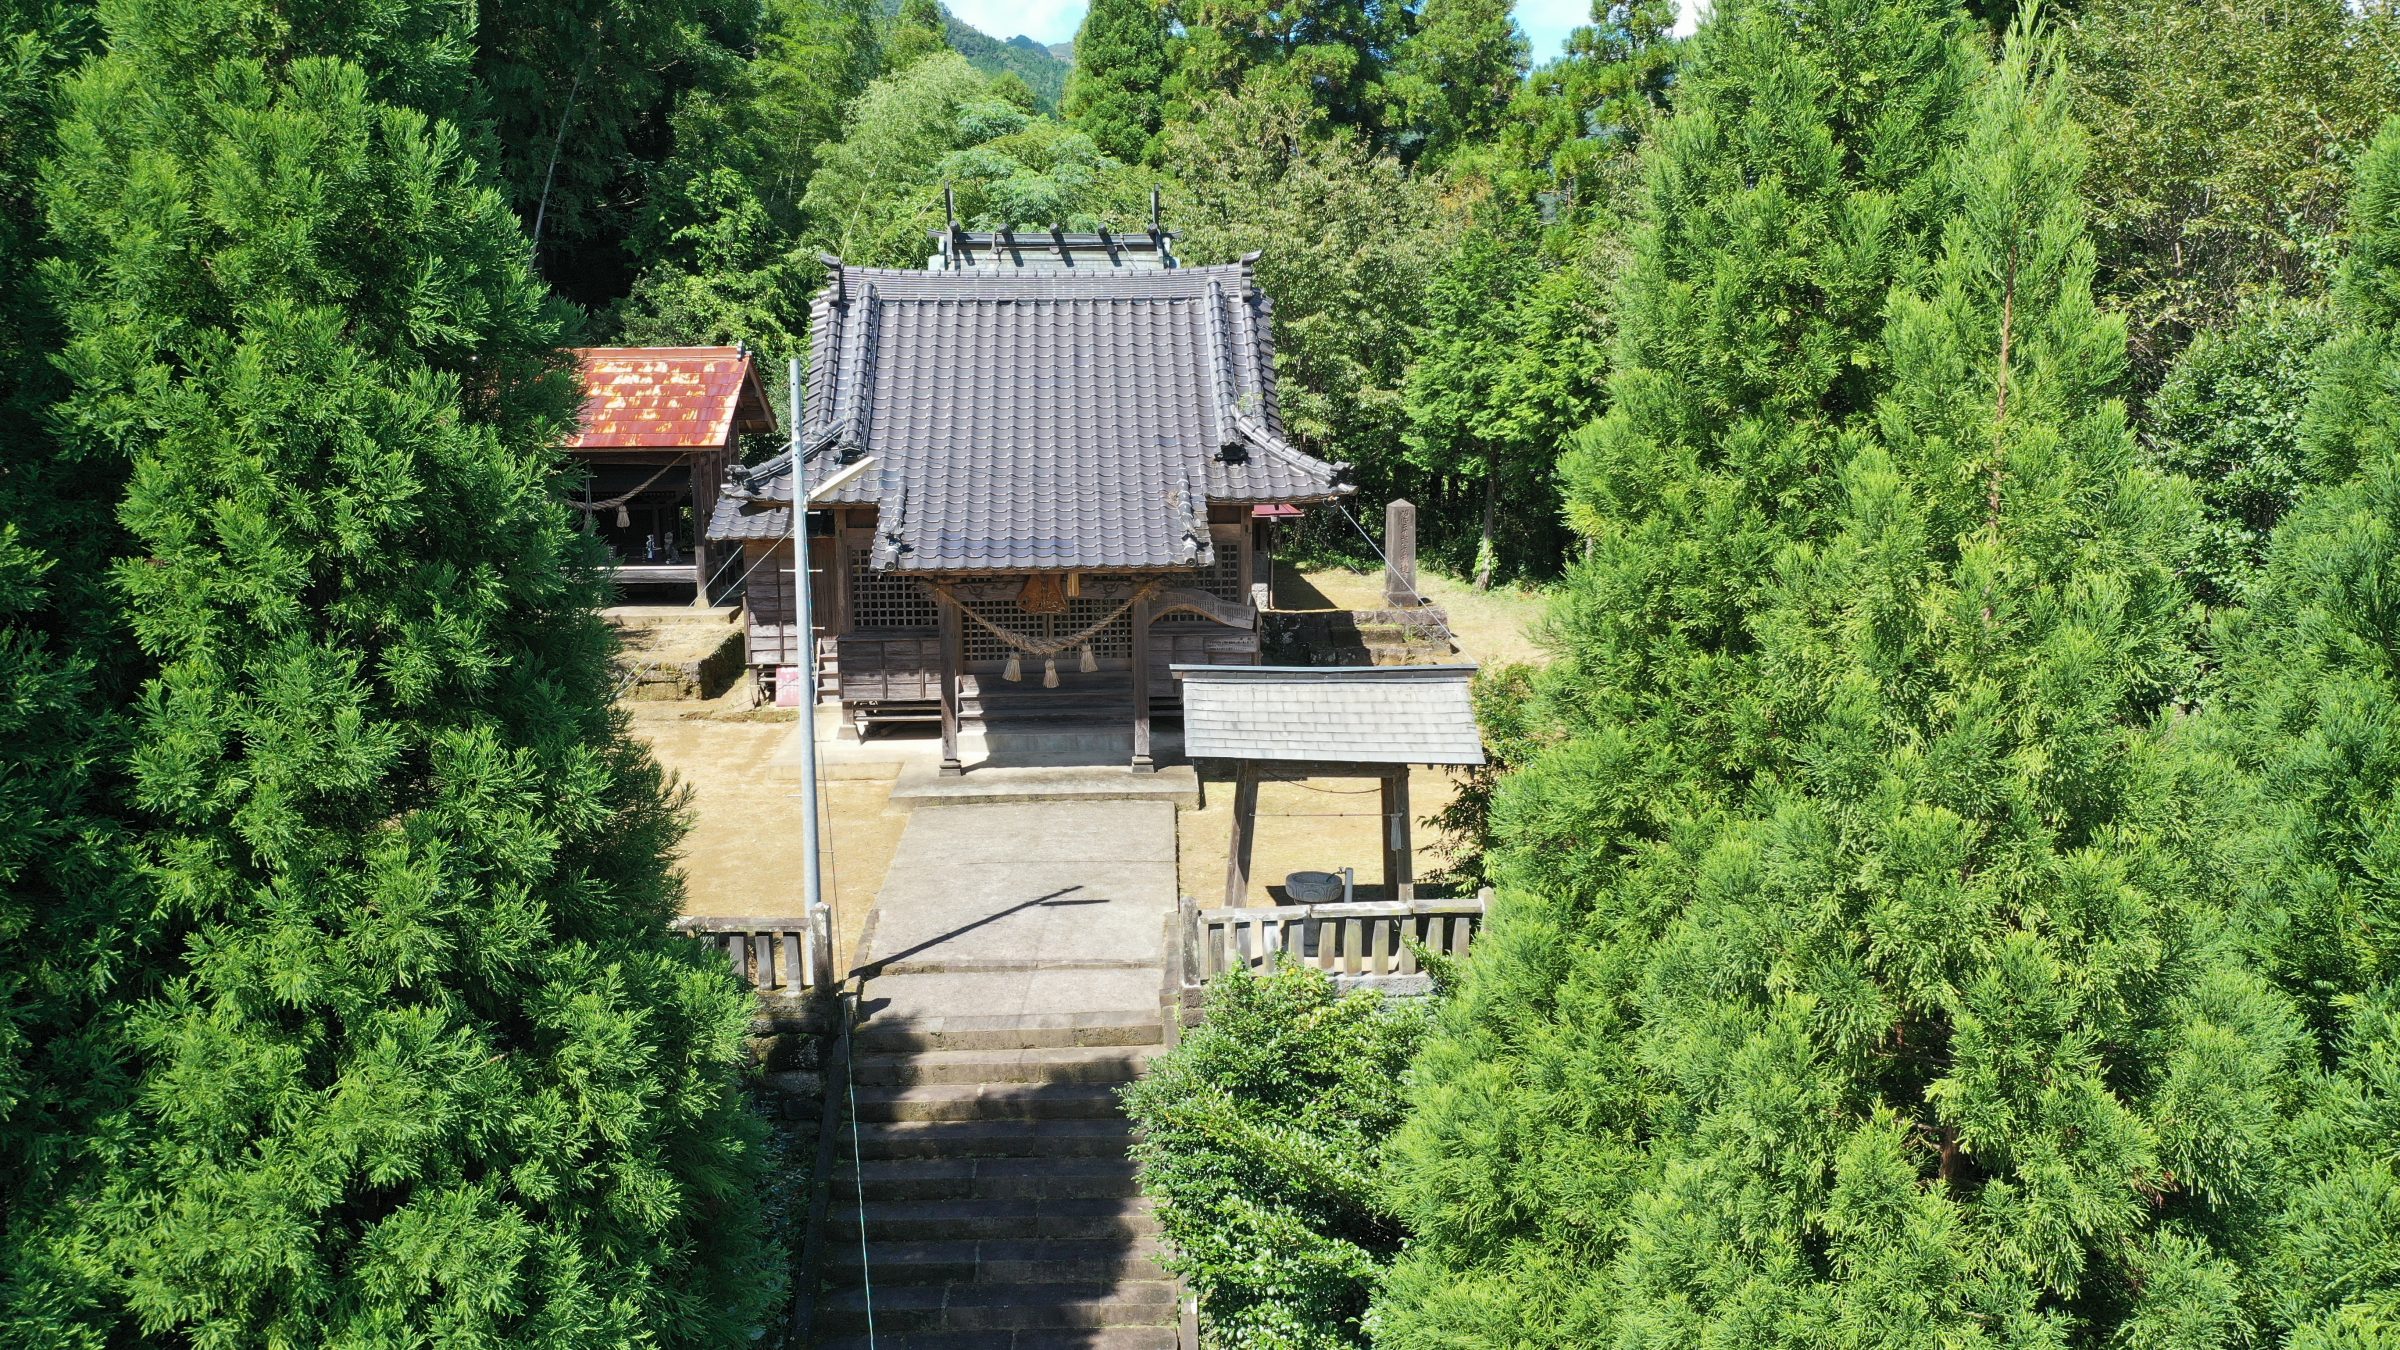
[1175,666,1486,766]
[707,260,1349,571]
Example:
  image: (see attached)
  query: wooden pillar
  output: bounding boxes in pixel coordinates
[689,467,708,604]
[1381,769,1413,903]
[828,520,854,636]
[1224,761,1260,907]
[937,594,963,776]
[1129,594,1154,773]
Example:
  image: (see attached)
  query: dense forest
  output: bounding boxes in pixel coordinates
[4,0,2399,1344]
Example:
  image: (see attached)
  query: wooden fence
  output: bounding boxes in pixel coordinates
[671,910,834,995]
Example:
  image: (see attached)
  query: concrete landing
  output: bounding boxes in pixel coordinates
[854,800,1177,1023]
[887,761,1201,810]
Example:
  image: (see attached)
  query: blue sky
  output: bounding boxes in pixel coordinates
[946,1,1706,66]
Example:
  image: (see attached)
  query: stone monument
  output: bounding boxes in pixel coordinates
[1383,498,1419,607]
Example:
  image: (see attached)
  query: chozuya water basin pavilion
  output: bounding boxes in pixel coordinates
[706,223,1353,774]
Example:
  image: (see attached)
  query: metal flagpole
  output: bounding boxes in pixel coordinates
[789,357,828,980]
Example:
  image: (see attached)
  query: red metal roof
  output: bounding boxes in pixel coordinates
[567,346,777,450]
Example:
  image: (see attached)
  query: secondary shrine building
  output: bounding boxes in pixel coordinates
[567,345,777,598]
[707,229,1352,773]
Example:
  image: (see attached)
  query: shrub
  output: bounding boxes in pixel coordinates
[1123,964,1426,1349]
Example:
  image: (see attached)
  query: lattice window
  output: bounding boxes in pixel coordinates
[849,550,937,630]
[1159,547,1246,624]
[959,596,1134,664]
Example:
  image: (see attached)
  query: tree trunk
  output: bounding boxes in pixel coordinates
[1473,471,1497,592]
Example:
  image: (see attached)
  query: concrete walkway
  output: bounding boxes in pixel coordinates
[854,800,1178,1027]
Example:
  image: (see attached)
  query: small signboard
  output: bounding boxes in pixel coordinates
[774,666,803,708]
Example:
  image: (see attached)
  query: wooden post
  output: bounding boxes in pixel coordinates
[937,594,963,776]
[828,521,853,636]
[1381,769,1413,903]
[1224,761,1260,907]
[1129,594,1154,773]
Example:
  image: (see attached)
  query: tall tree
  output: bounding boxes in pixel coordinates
[1547,0,1979,800]
[1165,93,1450,514]
[1494,0,1677,233]
[1387,15,2301,1344]
[2217,120,2400,1341]
[1402,214,1605,584]
[885,0,949,70]
[1064,0,1170,161]
[0,1,146,1343]
[476,0,763,309]
[2066,0,2400,385]
[1376,0,1984,1338]
[1161,0,1413,134]
[39,0,778,1342]
[614,0,881,365]
[1383,0,1528,162]
[792,46,1151,291]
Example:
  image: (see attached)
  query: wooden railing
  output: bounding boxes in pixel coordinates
[672,910,834,995]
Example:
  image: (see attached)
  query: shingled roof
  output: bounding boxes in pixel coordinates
[569,347,777,450]
[1175,666,1486,766]
[707,259,1350,570]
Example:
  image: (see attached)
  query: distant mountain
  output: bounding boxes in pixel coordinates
[876,1,1075,110]
[948,21,1071,109]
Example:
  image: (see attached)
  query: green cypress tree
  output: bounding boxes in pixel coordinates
[1574,18,2293,1340]
[39,1,778,1342]
[1063,0,1169,162]
[1384,0,1529,163]
[2217,120,2400,1341]
[1496,1,1678,231]
[0,1,147,1343]
[1379,1,1980,1331]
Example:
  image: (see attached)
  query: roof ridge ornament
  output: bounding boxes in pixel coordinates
[1202,279,1241,456]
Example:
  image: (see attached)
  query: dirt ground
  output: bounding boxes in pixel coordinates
[608,614,739,667]
[1174,762,1470,906]
[1272,564,1550,667]
[628,562,1547,936]
[625,696,901,970]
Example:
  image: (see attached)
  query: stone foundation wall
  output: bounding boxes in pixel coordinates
[1260,606,1457,666]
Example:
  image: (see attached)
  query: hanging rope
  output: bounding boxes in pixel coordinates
[570,454,689,514]
[929,579,1163,658]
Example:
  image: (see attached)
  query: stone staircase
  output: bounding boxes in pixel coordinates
[814,1009,1181,1349]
